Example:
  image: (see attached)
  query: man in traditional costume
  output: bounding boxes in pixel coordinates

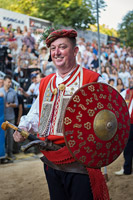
[13,29,115,200]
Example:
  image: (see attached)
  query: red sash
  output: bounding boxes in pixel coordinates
[41,146,109,200]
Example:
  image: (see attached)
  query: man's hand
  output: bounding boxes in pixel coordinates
[0,93,4,97]
[30,89,34,93]
[5,102,17,108]
[18,87,24,94]
[13,127,27,142]
[5,103,11,107]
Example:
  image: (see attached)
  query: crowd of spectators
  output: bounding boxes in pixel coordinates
[0,22,133,162]
[0,23,56,84]
[77,37,133,91]
[0,22,133,92]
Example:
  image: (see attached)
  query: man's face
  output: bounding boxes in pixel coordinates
[33,59,38,65]
[4,78,12,89]
[31,76,37,83]
[36,74,41,83]
[27,31,31,37]
[50,37,78,71]
[23,45,27,51]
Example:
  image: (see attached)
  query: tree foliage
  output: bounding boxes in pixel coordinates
[118,10,133,47]
[89,24,118,37]
[0,0,11,10]
[0,0,38,16]
[0,0,106,30]
[35,0,97,29]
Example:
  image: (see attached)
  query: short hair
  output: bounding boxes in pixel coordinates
[39,73,46,78]
[4,75,12,81]
[108,78,114,84]
[69,37,77,48]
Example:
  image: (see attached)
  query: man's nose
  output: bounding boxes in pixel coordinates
[55,47,61,55]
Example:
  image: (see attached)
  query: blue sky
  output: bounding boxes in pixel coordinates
[99,0,133,30]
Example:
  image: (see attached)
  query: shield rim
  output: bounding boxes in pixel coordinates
[62,82,130,168]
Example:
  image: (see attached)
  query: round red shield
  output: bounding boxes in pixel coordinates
[63,83,130,168]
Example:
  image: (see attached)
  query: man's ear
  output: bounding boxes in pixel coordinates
[74,46,79,57]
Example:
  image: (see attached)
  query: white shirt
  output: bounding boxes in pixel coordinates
[118,71,131,88]
[126,56,133,65]
[27,82,40,96]
[101,73,109,83]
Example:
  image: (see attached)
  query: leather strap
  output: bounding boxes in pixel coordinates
[41,156,88,174]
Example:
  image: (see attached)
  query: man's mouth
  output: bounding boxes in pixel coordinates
[54,56,64,60]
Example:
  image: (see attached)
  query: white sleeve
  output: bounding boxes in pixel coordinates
[97,76,107,84]
[120,89,127,99]
[26,83,34,95]
[19,95,39,133]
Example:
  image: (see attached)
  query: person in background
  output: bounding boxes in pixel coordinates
[0,26,8,45]
[118,64,131,88]
[16,44,31,79]
[114,42,122,57]
[108,78,116,89]
[14,26,24,50]
[8,32,16,42]
[23,30,35,50]
[10,42,20,74]
[38,46,49,73]
[76,51,83,66]
[0,77,4,97]
[101,66,109,83]
[116,77,125,93]
[90,53,99,69]
[109,67,118,87]
[27,46,37,60]
[92,43,98,56]
[18,73,44,104]
[112,53,120,71]
[0,22,5,32]
[31,43,40,58]
[13,93,25,154]
[0,76,4,88]
[82,45,93,69]
[126,52,133,66]
[23,26,28,36]
[13,29,109,200]
[28,57,40,70]
[77,37,86,58]
[0,75,18,161]
[36,72,45,83]
[5,24,13,36]
[115,77,133,175]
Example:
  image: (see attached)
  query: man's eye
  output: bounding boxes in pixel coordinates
[50,47,56,50]
[60,45,67,49]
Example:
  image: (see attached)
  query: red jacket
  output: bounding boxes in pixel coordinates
[38,66,100,143]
